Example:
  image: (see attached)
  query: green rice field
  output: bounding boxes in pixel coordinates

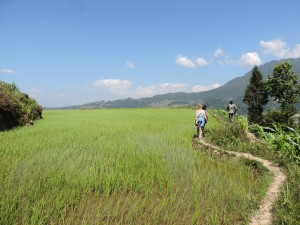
[0,108,269,224]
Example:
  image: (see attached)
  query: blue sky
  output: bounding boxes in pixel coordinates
[0,0,300,107]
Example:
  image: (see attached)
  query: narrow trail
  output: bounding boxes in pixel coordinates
[200,139,286,225]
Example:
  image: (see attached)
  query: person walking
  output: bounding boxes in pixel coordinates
[195,104,207,139]
[227,100,237,123]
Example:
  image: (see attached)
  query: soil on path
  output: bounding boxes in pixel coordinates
[199,140,286,225]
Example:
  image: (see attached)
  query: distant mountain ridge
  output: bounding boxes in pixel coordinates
[57,57,300,113]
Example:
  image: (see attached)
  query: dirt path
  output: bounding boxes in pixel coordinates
[200,140,286,225]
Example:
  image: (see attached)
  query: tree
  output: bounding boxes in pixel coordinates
[243,65,269,124]
[265,62,300,126]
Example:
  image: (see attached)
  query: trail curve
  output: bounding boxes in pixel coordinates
[200,140,286,225]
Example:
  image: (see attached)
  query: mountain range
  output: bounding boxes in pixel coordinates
[58,57,300,114]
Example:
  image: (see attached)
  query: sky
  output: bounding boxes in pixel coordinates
[0,0,300,107]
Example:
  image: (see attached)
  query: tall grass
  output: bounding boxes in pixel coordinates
[0,108,269,224]
[208,110,300,224]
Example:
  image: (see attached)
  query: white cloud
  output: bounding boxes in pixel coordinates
[160,83,187,89]
[288,44,300,58]
[214,48,224,58]
[176,55,196,68]
[135,82,220,97]
[260,39,300,58]
[176,48,262,68]
[126,61,136,69]
[260,39,287,58]
[0,69,15,74]
[223,52,261,66]
[235,52,262,66]
[176,55,208,68]
[136,83,188,96]
[195,57,208,67]
[192,83,221,92]
[213,47,263,67]
[93,79,132,94]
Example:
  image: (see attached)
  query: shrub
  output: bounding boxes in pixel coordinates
[263,109,286,126]
[235,114,249,133]
[249,123,265,139]
[0,81,42,130]
[249,123,300,163]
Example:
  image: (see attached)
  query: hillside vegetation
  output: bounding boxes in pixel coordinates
[0,81,42,130]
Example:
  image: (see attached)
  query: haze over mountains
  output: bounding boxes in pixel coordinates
[58,57,300,113]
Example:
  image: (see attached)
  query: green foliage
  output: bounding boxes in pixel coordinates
[235,114,249,133]
[249,123,300,164]
[208,110,249,140]
[209,111,300,224]
[265,62,300,126]
[206,123,248,148]
[243,65,269,124]
[0,80,42,130]
[274,163,300,225]
[208,110,300,224]
[263,109,286,126]
[248,123,265,138]
[239,158,270,178]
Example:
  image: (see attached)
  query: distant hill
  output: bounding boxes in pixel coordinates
[59,57,300,113]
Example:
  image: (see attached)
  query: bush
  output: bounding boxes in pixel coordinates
[263,110,286,126]
[206,123,248,148]
[235,114,249,133]
[249,123,300,164]
[0,81,42,130]
[249,123,265,139]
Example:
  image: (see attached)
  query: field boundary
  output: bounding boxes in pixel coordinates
[199,139,286,225]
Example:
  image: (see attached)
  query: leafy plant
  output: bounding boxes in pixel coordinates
[235,114,249,133]
[248,123,265,138]
[249,123,300,163]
